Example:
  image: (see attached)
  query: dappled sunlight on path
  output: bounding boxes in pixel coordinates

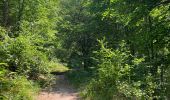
[37,75,79,100]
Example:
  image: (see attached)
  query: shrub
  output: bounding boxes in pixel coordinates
[0,64,39,100]
[0,35,50,79]
[0,25,52,78]
[67,70,92,88]
[82,40,157,100]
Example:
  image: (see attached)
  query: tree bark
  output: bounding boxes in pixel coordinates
[16,0,25,32]
[2,0,9,27]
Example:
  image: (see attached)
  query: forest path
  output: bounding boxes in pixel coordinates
[37,74,79,100]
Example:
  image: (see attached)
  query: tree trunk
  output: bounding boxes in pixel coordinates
[2,0,9,27]
[16,0,25,31]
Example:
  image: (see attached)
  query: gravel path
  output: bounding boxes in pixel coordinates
[37,75,79,100]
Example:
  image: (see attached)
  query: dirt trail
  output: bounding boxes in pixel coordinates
[37,75,79,100]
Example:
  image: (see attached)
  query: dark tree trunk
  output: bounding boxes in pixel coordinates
[2,0,9,27]
[16,0,25,31]
[82,34,89,71]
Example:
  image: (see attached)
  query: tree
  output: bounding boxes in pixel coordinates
[56,0,97,70]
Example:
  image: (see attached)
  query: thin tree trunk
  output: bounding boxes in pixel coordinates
[2,0,9,27]
[16,0,25,32]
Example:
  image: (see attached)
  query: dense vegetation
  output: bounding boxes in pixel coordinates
[0,0,170,100]
[0,0,58,99]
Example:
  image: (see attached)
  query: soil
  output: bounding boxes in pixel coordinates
[37,75,79,100]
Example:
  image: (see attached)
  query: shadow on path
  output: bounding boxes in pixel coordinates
[37,73,79,100]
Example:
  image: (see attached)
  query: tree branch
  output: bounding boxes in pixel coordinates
[156,0,170,7]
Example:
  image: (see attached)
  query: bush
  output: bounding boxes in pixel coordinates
[67,70,92,88]
[0,65,39,100]
[82,40,157,100]
[0,35,50,79]
[0,28,53,99]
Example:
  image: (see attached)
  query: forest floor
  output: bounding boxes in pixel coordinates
[37,74,79,100]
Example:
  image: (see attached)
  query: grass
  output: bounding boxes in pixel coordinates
[48,61,69,73]
[0,75,39,100]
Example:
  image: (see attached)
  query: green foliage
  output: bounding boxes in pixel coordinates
[48,60,69,73]
[0,67,39,100]
[0,0,170,99]
[55,0,170,99]
[67,70,92,89]
[0,35,49,78]
[56,0,96,70]
[0,34,47,99]
[0,0,59,99]
[82,40,158,100]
